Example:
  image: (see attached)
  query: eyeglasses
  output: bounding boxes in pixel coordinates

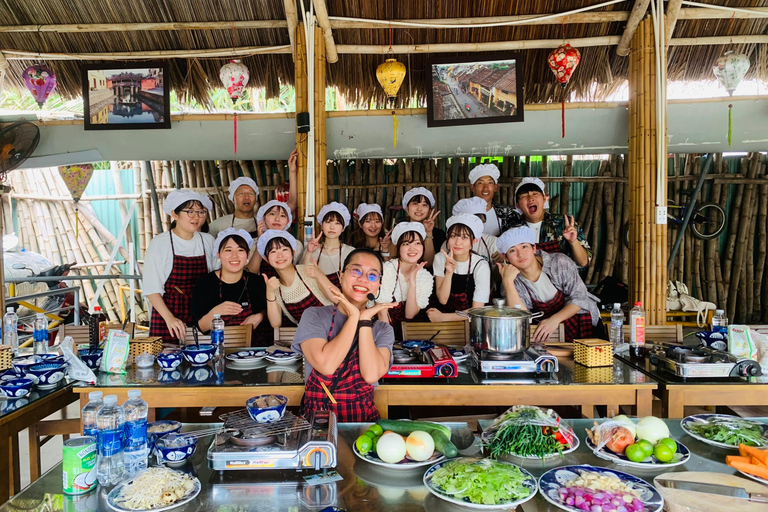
[235,191,256,198]
[346,265,381,282]
[180,209,207,217]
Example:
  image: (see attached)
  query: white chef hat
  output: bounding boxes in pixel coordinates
[514,177,550,211]
[256,200,293,226]
[354,203,383,221]
[391,222,426,245]
[402,187,435,209]
[497,226,537,255]
[468,163,500,184]
[317,202,352,228]
[257,229,297,258]
[452,197,488,217]
[163,190,213,216]
[213,228,254,254]
[228,177,259,201]
[446,214,484,241]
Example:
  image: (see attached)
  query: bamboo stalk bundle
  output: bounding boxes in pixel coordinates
[754,157,768,321]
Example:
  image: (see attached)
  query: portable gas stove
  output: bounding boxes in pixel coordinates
[649,344,761,379]
[387,346,458,378]
[468,345,559,384]
[208,409,337,471]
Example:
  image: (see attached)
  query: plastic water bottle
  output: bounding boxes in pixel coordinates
[82,391,104,437]
[629,302,646,358]
[89,306,106,346]
[3,307,19,357]
[33,313,48,355]
[712,309,728,333]
[96,395,125,485]
[211,314,225,356]
[610,303,624,349]
[123,389,148,477]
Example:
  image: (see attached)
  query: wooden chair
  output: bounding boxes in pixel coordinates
[275,326,297,348]
[401,321,469,347]
[59,322,135,345]
[183,325,252,348]
[623,324,683,344]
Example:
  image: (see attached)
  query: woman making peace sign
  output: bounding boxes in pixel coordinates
[402,187,443,266]
[302,202,355,287]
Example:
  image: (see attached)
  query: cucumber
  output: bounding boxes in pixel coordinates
[430,430,459,458]
[376,419,452,439]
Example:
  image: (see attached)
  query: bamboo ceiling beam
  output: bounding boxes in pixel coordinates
[679,3,768,19]
[283,0,299,60]
[669,34,768,45]
[329,11,630,29]
[312,0,338,63]
[336,36,621,54]
[665,0,684,44]
[1,45,291,60]
[0,20,287,33]
[617,0,651,56]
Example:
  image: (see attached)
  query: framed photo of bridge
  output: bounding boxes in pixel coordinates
[425,53,524,128]
[82,61,171,130]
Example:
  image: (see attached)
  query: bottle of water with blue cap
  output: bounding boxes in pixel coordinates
[211,314,225,356]
[96,395,125,485]
[33,313,48,355]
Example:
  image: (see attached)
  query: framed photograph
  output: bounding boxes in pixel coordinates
[82,62,171,130]
[425,53,524,128]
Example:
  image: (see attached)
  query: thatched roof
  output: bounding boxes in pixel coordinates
[1,0,767,108]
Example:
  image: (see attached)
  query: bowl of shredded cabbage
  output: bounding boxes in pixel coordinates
[107,466,200,511]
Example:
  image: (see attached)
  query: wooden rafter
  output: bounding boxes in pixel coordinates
[283,0,299,59]
[0,20,287,33]
[665,0,684,44]
[312,0,338,63]
[617,0,652,57]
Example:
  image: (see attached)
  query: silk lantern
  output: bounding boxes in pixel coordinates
[713,51,750,146]
[58,164,94,239]
[23,64,57,108]
[376,57,406,148]
[547,44,581,138]
[219,60,250,154]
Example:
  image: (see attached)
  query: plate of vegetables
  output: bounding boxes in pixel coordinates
[539,465,663,512]
[585,415,690,469]
[353,419,457,469]
[481,405,579,460]
[424,457,537,509]
[681,414,768,450]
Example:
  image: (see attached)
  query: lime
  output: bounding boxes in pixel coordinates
[364,430,377,439]
[653,443,674,463]
[658,437,677,452]
[356,434,373,454]
[635,439,655,458]
[371,435,381,452]
[625,443,647,463]
[368,424,384,436]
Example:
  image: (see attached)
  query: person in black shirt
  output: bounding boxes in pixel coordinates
[191,228,267,332]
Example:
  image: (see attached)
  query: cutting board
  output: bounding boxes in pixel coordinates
[654,471,768,512]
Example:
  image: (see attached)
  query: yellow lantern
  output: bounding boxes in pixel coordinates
[376,58,406,99]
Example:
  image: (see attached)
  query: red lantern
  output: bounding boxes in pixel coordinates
[547,44,581,138]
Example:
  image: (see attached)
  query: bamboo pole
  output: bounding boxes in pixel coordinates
[314,25,328,211]
[294,25,308,239]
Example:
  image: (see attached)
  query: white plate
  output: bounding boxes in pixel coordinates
[266,356,301,365]
[227,360,267,370]
[106,471,201,512]
[423,457,538,510]
[479,420,580,460]
[226,349,268,361]
[353,443,445,469]
[736,469,768,486]
[681,414,768,450]
[585,437,690,469]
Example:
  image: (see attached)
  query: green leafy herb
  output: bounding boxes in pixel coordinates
[430,458,532,505]
[485,406,571,459]
[689,419,768,447]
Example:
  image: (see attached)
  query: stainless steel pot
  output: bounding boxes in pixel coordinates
[458,299,543,353]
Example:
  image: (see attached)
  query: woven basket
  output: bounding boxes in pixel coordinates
[573,363,614,383]
[0,344,11,371]
[129,337,162,364]
[573,338,614,367]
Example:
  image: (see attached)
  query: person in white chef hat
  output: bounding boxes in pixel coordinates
[144,190,218,343]
[448,197,503,264]
[468,163,518,237]
[511,176,591,268]
[401,187,443,267]
[302,202,355,287]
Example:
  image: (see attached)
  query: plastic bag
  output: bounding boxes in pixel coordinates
[100,330,130,374]
[480,405,575,459]
[59,336,97,384]
[584,419,635,453]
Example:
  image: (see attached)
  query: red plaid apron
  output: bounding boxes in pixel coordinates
[280,271,325,326]
[319,244,343,288]
[218,274,253,326]
[300,307,379,422]
[536,239,562,254]
[438,255,476,313]
[149,233,208,344]
[386,260,430,340]
[530,290,594,342]
[260,259,278,279]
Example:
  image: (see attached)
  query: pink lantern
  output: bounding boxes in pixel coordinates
[219,60,250,101]
[23,64,57,108]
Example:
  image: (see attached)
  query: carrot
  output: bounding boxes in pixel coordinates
[738,444,768,465]
[752,457,768,467]
[739,444,750,457]
[729,460,768,480]
[726,455,752,465]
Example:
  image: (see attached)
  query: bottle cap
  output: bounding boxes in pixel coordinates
[94,306,101,312]
[89,391,103,401]
[6,307,13,313]
[715,309,724,314]
[36,312,45,318]
[128,389,141,399]
[213,314,221,319]
[103,395,118,405]
[613,303,621,309]
[634,302,642,307]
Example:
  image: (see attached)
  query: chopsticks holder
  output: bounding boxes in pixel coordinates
[319,381,337,405]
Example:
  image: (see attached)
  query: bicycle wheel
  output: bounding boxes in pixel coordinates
[691,202,726,240]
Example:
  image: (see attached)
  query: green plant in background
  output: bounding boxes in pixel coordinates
[0,89,84,113]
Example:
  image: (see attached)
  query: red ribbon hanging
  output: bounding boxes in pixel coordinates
[561,100,566,139]
[234,113,238,154]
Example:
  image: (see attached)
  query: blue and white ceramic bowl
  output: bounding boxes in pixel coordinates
[38,353,65,363]
[11,355,42,373]
[147,420,183,451]
[157,369,182,384]
[157,351,183,371]
[0,396,29,414]
[246,394,288,424]
[0,377,35,399]
[695,331,728,351]
[154,433,198,466]
[181,344,216,366]
[27,362,67,389]
[1,369,27,382]
[182,366,216,385]
[78,348,103,370]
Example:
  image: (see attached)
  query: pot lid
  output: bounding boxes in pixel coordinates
[464,299,533,319]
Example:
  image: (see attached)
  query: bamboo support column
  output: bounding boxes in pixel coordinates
[294,24,308,240]
[313,25,328,211]
[627,17,667,324]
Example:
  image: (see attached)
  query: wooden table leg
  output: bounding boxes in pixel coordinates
[636,389,653,418]
[28,423,41,482]
[581,405,595,418]
[10,432,21,494]
[607,404,620,418]
[1,424,10,504]
[664,388,685,419]
[374,389,389,419]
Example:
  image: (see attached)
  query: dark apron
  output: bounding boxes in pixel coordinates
[318,244,343,288]
[536,239,562,254]
[438,255,477,312]
[300,307,379,422]
[230,214,259,238]
[530,289,594,342]
[150,233,208,344]
[385,260,429,340]
[280,271,325,326]
[218,274,254,326]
